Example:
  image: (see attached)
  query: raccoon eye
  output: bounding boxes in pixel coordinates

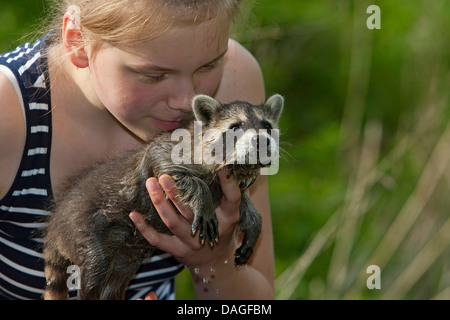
[229,122,242,131]
[262,121,273,130]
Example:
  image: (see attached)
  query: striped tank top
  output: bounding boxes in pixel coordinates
[0,35,184,300]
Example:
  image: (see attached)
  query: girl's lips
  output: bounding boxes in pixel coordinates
[151,117,184,131]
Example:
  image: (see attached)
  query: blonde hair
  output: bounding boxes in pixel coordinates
[45,0,242,49]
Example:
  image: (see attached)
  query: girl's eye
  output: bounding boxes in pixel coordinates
[199,61,219,72]
[143,74,167,83]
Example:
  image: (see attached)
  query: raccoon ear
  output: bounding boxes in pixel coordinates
[192,95,222,123]
[265,94,284,125]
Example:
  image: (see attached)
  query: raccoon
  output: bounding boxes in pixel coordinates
[42,94,284,300]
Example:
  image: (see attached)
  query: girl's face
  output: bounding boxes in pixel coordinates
[87,19,230,142]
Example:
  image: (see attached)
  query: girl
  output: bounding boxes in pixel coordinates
[0,0,274,299]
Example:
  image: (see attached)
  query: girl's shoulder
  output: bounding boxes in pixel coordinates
[0,71,26,200]
[216,39,265,105]
[0,37,51,200]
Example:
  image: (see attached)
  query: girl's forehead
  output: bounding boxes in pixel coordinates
[115,20,230,67]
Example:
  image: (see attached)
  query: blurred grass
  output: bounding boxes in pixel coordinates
[1,0,449,300]
[234,0,450,300]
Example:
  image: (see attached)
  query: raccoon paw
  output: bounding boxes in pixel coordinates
[234,242,254,265]
[191,214,219,247]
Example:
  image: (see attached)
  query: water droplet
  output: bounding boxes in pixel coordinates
[202,277,209,284]
[224,259,228,264]
[210,266,215,273]
[194,268,200,275]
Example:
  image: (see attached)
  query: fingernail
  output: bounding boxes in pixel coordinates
[219,171,231,180]
[147,179,159,194]
[129,212,140,227]
[159,176,173,191]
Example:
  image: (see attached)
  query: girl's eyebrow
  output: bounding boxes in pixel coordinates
[130,47,229,73]
[203,47,229,66]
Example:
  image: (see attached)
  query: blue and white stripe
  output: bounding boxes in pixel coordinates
[1,35,183,300]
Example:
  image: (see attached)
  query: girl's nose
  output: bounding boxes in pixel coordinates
[167,77,196,112]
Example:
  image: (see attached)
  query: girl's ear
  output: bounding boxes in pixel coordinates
[63,11,89,68]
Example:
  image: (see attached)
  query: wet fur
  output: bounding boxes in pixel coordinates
[42,94,284,300]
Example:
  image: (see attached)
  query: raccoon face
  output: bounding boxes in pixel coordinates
[192,94,284,169]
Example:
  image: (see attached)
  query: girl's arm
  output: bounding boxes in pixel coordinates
[0,71,26,200]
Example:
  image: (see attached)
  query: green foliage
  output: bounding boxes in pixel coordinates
[0,0,47,52]
[2,0,449,300]
[234,0,450,300]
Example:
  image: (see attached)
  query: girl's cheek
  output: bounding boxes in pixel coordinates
[119,80,159,104]
[195,70,223,96]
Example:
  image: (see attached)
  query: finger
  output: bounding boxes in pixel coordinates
[129,210,191,255]
[129,210,164,247]
[145,178,199,245]
[218,172,241,222]
[219,172,241,205]
[145,178,188,232]
[137,291,158,300]
[144,291,158,300]
[158,174,194,223]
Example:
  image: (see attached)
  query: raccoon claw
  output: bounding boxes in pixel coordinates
[191,223,197,236]
[192,215,219,246]
[234,243,254,265]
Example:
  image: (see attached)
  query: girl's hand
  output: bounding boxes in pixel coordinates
[129,172,242,271]
[137,291,158,300]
